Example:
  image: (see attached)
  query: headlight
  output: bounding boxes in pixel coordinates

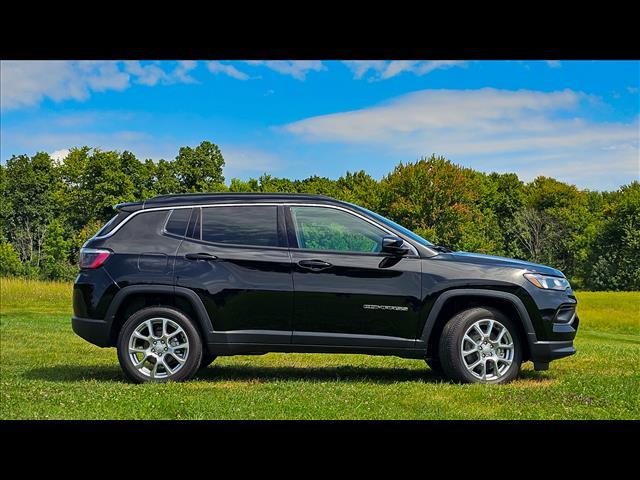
[524,273,570,291]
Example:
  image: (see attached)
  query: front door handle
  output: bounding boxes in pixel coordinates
[298,259,332,271]
[185,253,218,261]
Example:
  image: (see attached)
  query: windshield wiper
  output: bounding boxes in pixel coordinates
[431,244,453,253]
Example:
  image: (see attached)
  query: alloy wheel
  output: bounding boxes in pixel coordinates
[127,317,190,379]
[460,319,515,381]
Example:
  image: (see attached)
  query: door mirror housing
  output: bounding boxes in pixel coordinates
[381,235,409,255]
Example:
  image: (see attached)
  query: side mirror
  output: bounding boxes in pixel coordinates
[381,235,409,255]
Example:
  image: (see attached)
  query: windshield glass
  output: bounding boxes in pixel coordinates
[349,204,434,247]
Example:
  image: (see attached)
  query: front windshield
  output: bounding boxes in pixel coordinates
[350,204,434,247]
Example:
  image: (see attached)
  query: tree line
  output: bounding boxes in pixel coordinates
[1,140,638,290]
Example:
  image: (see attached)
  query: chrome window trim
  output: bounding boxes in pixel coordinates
[91,202,420,255]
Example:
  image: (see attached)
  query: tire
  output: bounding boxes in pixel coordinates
[117,306,203,383]
[438,307,522,384]
[200,351,217,370]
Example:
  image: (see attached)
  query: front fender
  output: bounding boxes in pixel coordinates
[417,288,538,351]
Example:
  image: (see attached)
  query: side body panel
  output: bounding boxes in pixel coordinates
[174,239,294,343]
[290,250,422,347]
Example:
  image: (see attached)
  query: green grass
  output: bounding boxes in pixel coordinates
[1,277,638,420]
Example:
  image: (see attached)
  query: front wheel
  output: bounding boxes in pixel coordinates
[117,306,203,383]
[438,307,522,384]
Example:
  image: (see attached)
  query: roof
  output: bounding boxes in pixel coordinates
[115,192,339,211]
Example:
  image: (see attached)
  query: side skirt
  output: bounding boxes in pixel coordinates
[207,342,427,359]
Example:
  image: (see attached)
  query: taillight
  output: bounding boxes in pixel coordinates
[79,248,111,269]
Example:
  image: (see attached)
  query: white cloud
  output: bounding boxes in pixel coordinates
[221,145,286,177]
[283,88,639,189]
[206,61,250,80]
[546,60,562,68]
[244,61,325,80]
[124,61,168,86]
[121,61,199,86]
[343,60,467,80]
[173,61,198,83]
[49,148,70,163]
[1,61,129,110]
[1,61,199,110]
[2,129,177,162]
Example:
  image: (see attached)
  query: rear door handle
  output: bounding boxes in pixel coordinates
[298,259,332,271]
[185,253,218,261]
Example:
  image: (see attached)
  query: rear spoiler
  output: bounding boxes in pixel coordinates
[114,200,145,212]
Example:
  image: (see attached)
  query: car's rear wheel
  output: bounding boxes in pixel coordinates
[438,307,522,384]
[117,306,203,383]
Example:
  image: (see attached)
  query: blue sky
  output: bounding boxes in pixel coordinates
[1,60,638,190]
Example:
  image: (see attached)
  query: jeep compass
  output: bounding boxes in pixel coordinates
[72,193,579,383]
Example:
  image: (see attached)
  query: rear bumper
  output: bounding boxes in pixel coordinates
[72,316,111,347]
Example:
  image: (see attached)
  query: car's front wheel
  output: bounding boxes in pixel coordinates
[117,306,203,383]
[438,307,522,384]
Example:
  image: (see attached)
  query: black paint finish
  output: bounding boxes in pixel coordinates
[73,193,578,366]
[290,249,421,340]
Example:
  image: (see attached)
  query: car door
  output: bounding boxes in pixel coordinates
[174,204,293,344]
[287,205,422,348]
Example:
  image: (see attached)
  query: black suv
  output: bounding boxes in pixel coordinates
[72,193,578,384]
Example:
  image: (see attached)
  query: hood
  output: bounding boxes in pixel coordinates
[444,251,565,277]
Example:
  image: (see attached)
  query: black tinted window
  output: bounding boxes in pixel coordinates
[165,208,192,236]
[96,212,129,236]
[202,206,279,247]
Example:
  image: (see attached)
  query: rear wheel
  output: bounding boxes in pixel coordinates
[117,306,203,383]
[438,307,522,384]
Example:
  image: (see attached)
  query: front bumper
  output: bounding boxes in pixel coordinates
[72,316,111,347]
[529,339,576,362]
[526,310,579,368]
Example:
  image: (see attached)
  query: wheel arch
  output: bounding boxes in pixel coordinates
[105,285,213,346]
[420,289,536,361]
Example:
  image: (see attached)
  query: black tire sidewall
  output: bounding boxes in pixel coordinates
[117,306,203,383]
[439,307,523,384]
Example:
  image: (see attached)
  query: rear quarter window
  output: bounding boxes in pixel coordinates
[201,205,279,247]
[95,211,131,237]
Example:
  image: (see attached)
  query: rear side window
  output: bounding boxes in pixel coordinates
[164,208,192,236]
[201,206,279,247]
[96,211,130,237]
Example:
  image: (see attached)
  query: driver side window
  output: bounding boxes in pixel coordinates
[290,206,386,253]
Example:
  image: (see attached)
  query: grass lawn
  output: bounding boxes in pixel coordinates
[1,277,638,420]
